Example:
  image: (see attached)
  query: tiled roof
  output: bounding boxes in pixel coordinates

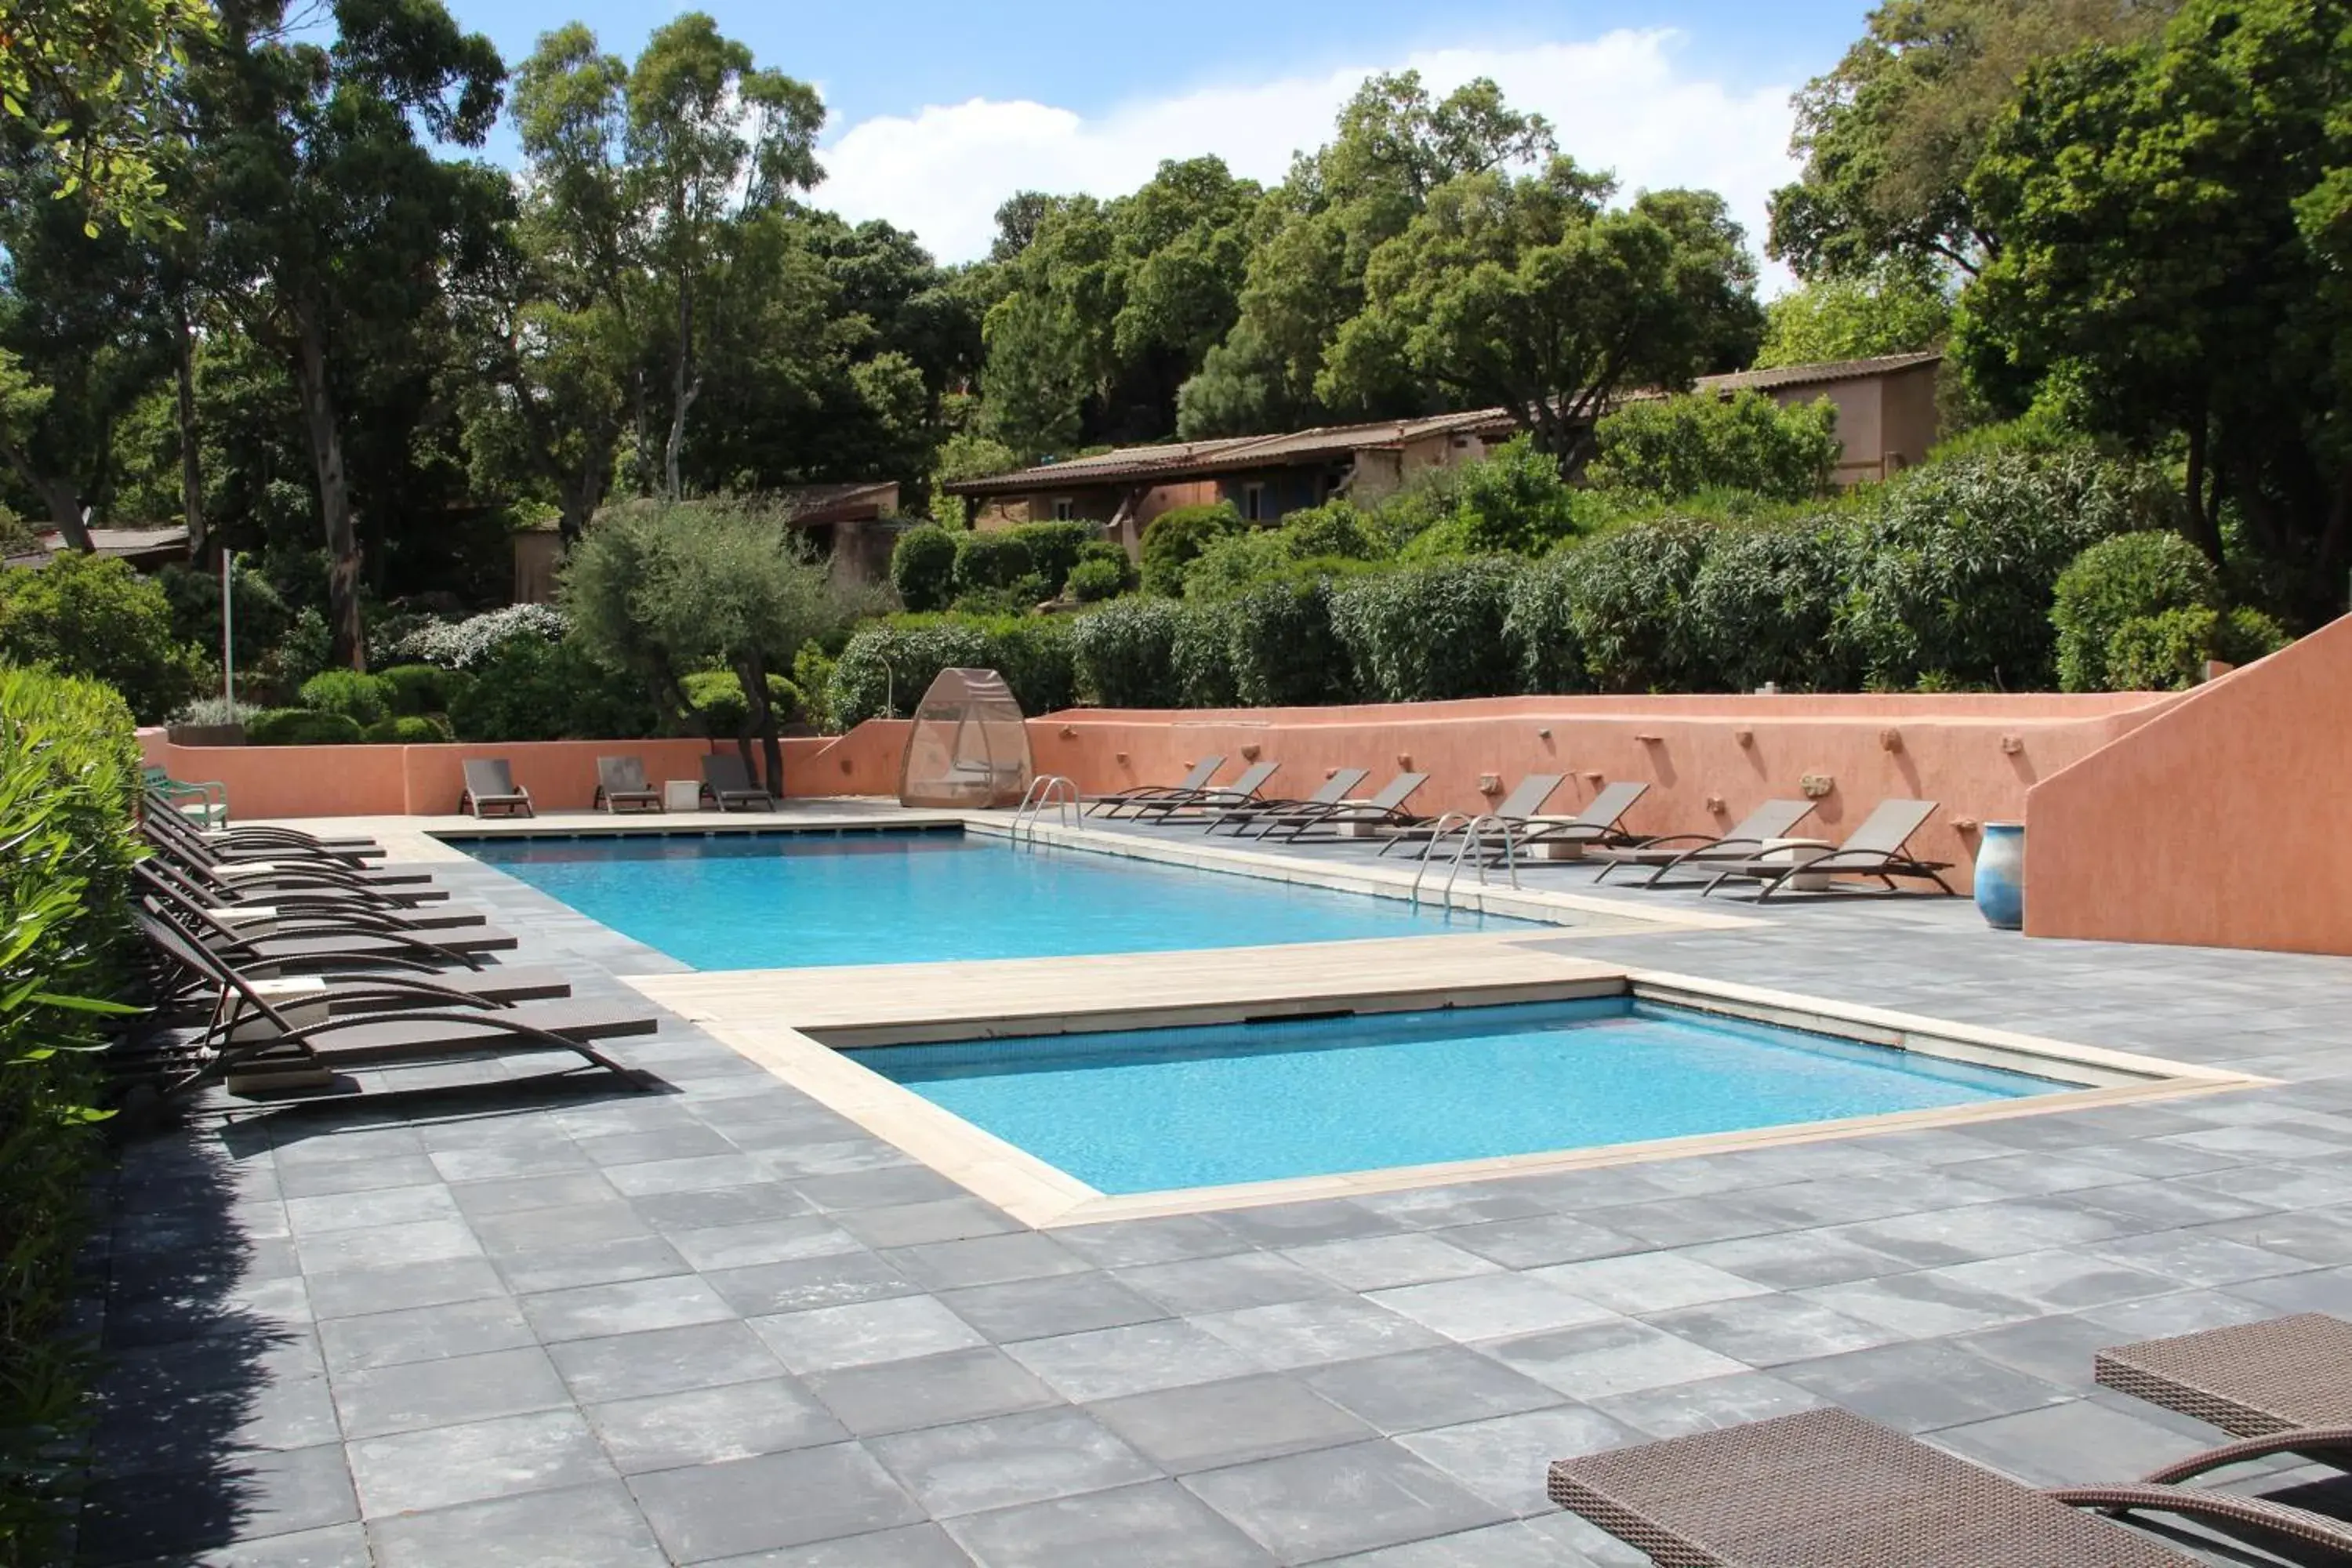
[25,525,191,561]
[946,352,1943,496]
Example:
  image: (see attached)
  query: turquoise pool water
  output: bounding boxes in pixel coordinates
[862,999,2068,1192]
[455,829,1537,969]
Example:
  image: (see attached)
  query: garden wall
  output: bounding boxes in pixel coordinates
[2025,614,2352,954]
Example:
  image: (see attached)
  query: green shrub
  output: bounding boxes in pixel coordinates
[827,615,1077,726]
[1501,557,1588,694]
[1685,515,1863,691]
[158,559,294,673]
[296,669,394,725]
[1005,521,1098,590]
[1275,500,1388,563]
[1330,559,1521,702]
[246,708,366,746]
[1065,557,1127,602]
[1169,600,1240,707]
[1226,580,1353,707]
[792,642,838,731]
[1561,517,1717,691]
[2105,606,2224,691]
[1181,530,1289,599]
[1071,597,1186,706]
[361,714,452,743]
[0,550,201,721]
[1139,502,1243,596]
[682,669,806,735]
[1067,539,1135,596]
[1446,435,1586,554]
[890,525,960,612]
[1587,390,1841,503]
[951,531,1035,594]
[446,639,659,742]
[2050,532,2223,692]
[2219,606,2292,666]
[376,662,465,717]
[0,670,141,1563]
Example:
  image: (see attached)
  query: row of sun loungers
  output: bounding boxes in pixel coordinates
[1548,1312,2352,1564]
[133,786,655,1105]
[462,753,779,818]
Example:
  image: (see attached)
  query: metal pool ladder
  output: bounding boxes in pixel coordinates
[1011,775,1080,844]
[1408,813,1519,909]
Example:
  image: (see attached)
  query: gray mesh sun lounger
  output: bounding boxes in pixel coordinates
[1500,779,1651,858]
[143,785,383,856]
[1127,760,1279,822]
[594,756,663,814]
[144,811,436,888]
[134,862,487,933]
[1204,768,1368,835]
[460,758,535,818]
[2096,1313,2352,1487]
[1699,797,1956,899]
[1377,774,1564,855]
[143,804,402,873]
[1258,771,1430,842]
[1592,797,1818,885]
[1548,1406,2352,1566]
[142,893,513,975]
[701,752,778,811]
[1087,757,1225,818]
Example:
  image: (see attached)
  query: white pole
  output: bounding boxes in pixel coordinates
[220,549,234,709]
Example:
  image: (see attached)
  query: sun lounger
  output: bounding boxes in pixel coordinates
[1548,1406,2352,1566]
[143,798,384,865]
[1592,798,1819,884]
[1698,797,1955,899]
[701,752,778,811]
[2096,1314,2352,1487]
[459,758,535,818]
[1086,757,1225,818]
[1257,771,1431,843]
[133,862,486,934]
[1203,768,1368,835]
[1127,760,1279,822]
[1377,774,1564,856]
[1501,779,1651,859]
[140,892,511,975]
[143,786,381,856]
[137,912,649,1101]
[142,828,448,902]
[594,756,663,814]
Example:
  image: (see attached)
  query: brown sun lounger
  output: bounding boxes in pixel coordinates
[134,862,486,933]
[701,752,778,811]
[1377,773,1564,855]
[594,756,663,814]
[460,757,535,818]
[1503,779,1651,858]
[1087,756,1225,817]
[1548,1406,2352,1566]
[142,893,511,975]
[1128,760,1279,822]
[1204,767,1368,834]
[2096,1313,2352,1486]
[1699,797,1956,899]
[143,785,383,857]
[1592,797,1819,885]
[1259,771,1430,842]
[144,811,437,889]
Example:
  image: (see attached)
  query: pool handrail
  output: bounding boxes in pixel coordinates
[1012,775,1080,844]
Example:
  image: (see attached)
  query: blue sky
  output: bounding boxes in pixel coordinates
[454,0,1874,268]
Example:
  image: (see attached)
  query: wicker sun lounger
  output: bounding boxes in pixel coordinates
[594,756,663,814]
[1592,798,1819,885]
[1087,756,1225,818]
[1258,771,1431,842]
[1699,797,1957,900]
[1548,1406,2352,1566]
[1204,768,1369,835]
[2096,1313,2352,1486]
[1127,760,1279,823]
[459,758,535,818]
[701,752,779,811]
[1501,779,1651,858]
[1377,773,1564,856]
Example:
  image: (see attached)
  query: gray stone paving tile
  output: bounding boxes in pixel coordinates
[1915,1248,2176,1314]
[1280,1233,1504,1291]
[946,1479,1273,1567]
[831,1197,1025,1249]
[2083,1229,2313,1287]
[1181,1439,1512,1561]
[1829,1196,2129,1268]
[586,1377,848,1472]
[1530,1253,1773,1316]
[2220,1264,2352,1315]
[1795,1272,2038,1338]
[869,1407,1160,1518]
[752,1294,988,1374]
[348,1408,616,1517]
[1951,1152,2143,1196]
[1194,1296,1446,1370]
[1776,1340,2074,1434]
[601,1153,775,1197]
[284,1183,460,1236]
[1645,1294,1900,1367]
[704,1250,920,1316]
[547,1318,787,1404]
[1367,1272,1617,1342]
[1577,1195,1791,1249]
[627,1443,925,1563]
[1348,1183,1556,1230]
[496,1235,695,1294]
[119,1521,372,1568]
[521,1275,737,1342]
[1114,1250,1344,1314]
[634,1183,829,1233]
[1588,1369,1828,1439]
[367,1479,670,1568]
[794,1167,976,1213]
[2078,1179,2278,1230]
[1211,1198,1403,1247]
[448,1171,623,1218]
[474,1199,657,1253]
[1926,1399,2201,1486]
[293,1217,485,1276]
[2180,1163,2352,1211]
[2078,1288,2289,1341]
[1479,1317,1751,1402]
[705,1522,975,1566]
[1004,1318,1266,1402]
[880,1232,1089,1291]
[804,1346,1062,1436]
[1397,1403,1642,1516]
[1047,1214,1249,1267]
[273,1126,426,1166]
[1947,1312,2114,1390]
[76,1442,360,1563]
[1432,1214,1645,1270]
[2199,1208,2352,1265]
[575,1123,739,1167]
[427,1142,597,1182]
[935,1271,1170,1342]
[1319,1515,1624,1567]
[1086,1373,1375,1472]
[1300,1346,1570,1434]
[332,1344,572,1439]
[304,1256,506,1321]
[670,1216,866,1272]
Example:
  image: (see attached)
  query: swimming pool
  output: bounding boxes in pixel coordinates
[858,998,2069,1193]
[456,829,1539,969]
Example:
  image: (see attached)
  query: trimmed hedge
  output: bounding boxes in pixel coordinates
[828,615,1077,726]
[361,714,452,743]
[1065,557,1127,602]
[247,708,366,746]
[682,670,805,735]
[1330,559,1519,703]
[1071,597,1185,707]
[296,670,392,726]
[446,639,660,742]
[890,525,960,612]
[2050,532,2223,693]
[1139,503,1242,597]
[377,662,466,717]
[0,671,141,1563]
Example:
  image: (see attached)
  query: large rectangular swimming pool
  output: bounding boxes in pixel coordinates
[858,998,2071,1193]
[456,829,1539,970]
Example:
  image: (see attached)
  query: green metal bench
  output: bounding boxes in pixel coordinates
[143,765,229,828]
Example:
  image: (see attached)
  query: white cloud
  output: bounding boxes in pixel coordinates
[814,30,1801,282]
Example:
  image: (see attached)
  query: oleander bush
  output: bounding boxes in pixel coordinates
[1226,579,1354,707]
[1065,556,1127,603]
[1070,597,1186,707]
[1329,558,1520,703]
[0,552,202,723]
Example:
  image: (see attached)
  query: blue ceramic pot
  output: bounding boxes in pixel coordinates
[1973,821,2024,930]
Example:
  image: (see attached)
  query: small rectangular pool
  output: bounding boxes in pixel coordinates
[454,829,1538,970]
[856,998,2071,1193]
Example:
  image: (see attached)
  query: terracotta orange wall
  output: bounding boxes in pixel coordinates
[2025,615,2352,955]
[1024,691,2179,879]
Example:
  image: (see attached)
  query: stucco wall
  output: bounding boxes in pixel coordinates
[2025,615,2352,954]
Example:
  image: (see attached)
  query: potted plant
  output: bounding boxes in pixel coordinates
[165,697,256,747]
